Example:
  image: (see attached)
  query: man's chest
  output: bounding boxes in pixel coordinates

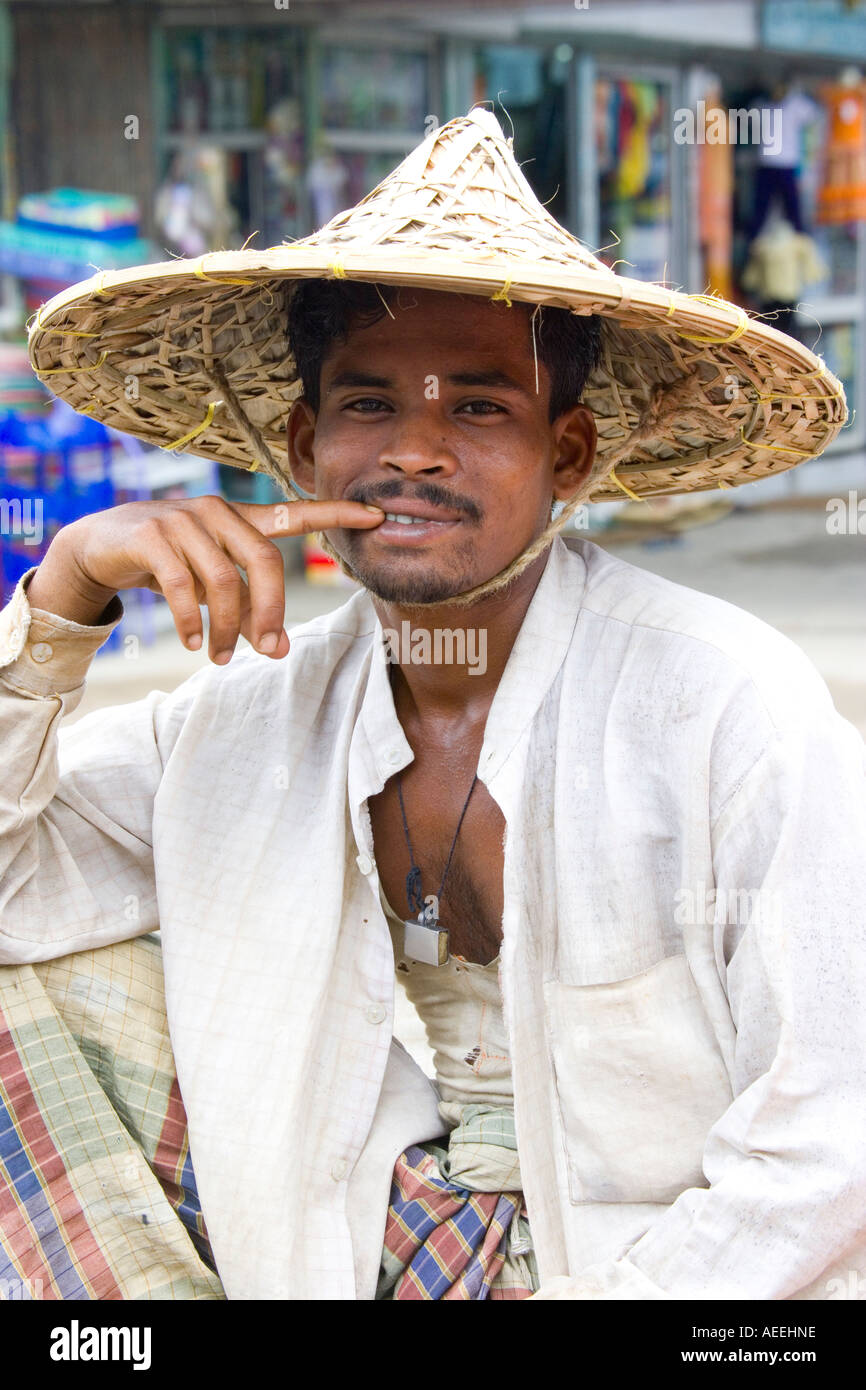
[368,767,506,967]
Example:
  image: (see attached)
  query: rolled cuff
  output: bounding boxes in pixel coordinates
[0,567,123,696]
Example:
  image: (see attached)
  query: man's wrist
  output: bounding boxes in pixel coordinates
[25,536,118,627]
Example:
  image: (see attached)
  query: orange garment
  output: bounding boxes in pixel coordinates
[817,83,866,223]
[698,95,733,298]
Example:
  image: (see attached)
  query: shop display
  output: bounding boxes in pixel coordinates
[262,97,305,245]
[306,140,349,227]
[17,189,139,238]
[161,27,307,245]
[596,77,672,282]
[316,45,432,217]
[155,147,240,257]
[0,188,155,313]
[817,68,866,223]
[164,29,286,135]
[318,46,429,133]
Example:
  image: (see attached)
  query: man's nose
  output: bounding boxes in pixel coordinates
[377,409,458,478]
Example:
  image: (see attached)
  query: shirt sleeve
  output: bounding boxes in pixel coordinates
[532,682,866,1300]
[0,568,194,963]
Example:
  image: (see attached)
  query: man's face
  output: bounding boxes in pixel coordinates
[287,288,596,605]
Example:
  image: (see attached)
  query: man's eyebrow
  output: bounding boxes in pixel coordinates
[446,370,527,392]
[326,371,393,392]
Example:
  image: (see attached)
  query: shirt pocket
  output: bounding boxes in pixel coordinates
[544,952,733,1206]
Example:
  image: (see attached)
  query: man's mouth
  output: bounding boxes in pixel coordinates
[362,498,464,544]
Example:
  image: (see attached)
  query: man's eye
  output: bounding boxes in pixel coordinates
[346,397,390,413]
[459,400,507,416]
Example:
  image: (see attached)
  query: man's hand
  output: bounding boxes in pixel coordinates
[25,495,384,663]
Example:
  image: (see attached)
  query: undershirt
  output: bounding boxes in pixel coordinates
[380,883,522,1192]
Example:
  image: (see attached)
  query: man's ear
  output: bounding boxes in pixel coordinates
[286,399,317,496]
[551,404,597,503]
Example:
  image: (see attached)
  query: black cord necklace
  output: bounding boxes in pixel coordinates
[397,771,478,966]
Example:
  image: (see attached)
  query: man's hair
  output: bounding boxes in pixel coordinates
[287,280,601,420]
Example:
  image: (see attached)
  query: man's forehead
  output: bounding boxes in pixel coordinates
[323,289,540,370]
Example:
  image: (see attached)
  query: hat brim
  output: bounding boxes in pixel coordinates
[27,244,848,501]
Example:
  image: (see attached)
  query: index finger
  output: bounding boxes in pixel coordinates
[229,499,384,539]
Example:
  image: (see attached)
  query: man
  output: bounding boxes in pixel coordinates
[2,109,865,1301]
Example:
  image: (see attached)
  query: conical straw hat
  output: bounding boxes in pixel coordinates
[27,106,847,590]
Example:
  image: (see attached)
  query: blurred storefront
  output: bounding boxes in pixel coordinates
[1,0,865,504]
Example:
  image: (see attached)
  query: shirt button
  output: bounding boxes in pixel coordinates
[30,642,53,663]
[385,749,402,765]
[331,1158,349,1182]
[356,853,374,876]
[364,1002,387,1025]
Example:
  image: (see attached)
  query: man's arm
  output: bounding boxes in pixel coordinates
[532,683,866,1300]
[0,493,385,965]
[0,569,178,962]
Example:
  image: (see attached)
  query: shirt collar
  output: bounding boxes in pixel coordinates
[353,535,588,795]
[479,535,587,782]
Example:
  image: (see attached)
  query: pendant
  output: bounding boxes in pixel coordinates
[403,914,449,967]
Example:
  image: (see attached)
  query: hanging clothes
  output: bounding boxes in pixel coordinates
[616,82,656,201]
[698,89,734,298]
[741,220,827,304]
[817,80,866,223]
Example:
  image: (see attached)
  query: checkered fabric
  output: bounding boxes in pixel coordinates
[0,934,223,1300]
[376,1132,538,1300]
[1,933,539,1301]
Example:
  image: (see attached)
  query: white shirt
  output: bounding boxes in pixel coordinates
[759,90,819,167]
[1,536,865,1301]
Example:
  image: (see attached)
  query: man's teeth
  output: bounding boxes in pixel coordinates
[384,513,429,525]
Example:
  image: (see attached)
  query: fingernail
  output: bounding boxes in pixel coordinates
[258,632,279,654]
[364,504,384,512]
[187,634,202,651]
[214,650,234,665]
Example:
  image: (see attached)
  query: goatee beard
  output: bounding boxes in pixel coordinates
[339,541,477,606]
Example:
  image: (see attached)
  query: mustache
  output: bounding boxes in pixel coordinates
[346,479,482,523]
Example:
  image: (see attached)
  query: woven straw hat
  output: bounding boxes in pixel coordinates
[27,107,847,603]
